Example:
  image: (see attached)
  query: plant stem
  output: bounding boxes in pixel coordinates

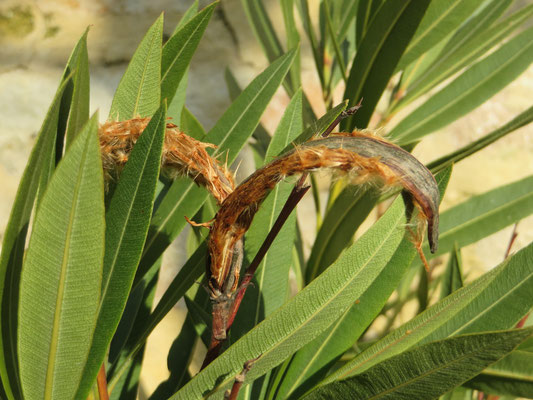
[96,363,109,400]
[201,101,363,368]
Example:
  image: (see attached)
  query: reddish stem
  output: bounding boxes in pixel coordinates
[96,363,109,400]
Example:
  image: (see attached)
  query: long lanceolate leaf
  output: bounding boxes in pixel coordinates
[394,3,533,113]
[434,175,533,257]
[341,0,431,131]
[63,28,90,149]
[390,26,533,145]
[172,196,414,399]
[465,348,533,398]
[0,77,71,400]
[396,0,484,71]
[109,15,163,120]
[428,105,533,173]
[134,49,296,285]
[323,240,533,384]
[74,105,167,399]
[160,3,216,104]
[303,328,533,400]
[275,168,451,400]
[18,115,104,400]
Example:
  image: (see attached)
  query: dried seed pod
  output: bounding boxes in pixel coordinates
[207,132,439,301]
[99,118,235,204]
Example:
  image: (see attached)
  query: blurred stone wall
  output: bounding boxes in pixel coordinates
[0,0,532,397]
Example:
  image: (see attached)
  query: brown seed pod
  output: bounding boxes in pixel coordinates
[207,132,439,300]
[99,117,235,204]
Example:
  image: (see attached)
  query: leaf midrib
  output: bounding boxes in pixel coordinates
[44,138,88,400]
[367,337,513,399]
[98,116,163,316]
[161,12,209,84]
[439,187,533,243]
[402,0,463,58]
[132,25,160,117]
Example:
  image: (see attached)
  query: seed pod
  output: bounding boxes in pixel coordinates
[99,118,235,204]
[207,132,439,300]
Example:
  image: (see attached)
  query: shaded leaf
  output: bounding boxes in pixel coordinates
[397,0,484,71]
[303,328,533,400]
[440,243,464,300]
[342,0,431,130]
[465,349,533,398]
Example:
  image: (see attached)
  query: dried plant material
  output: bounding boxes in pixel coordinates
[99,118,235,204]
[207,132,439,309]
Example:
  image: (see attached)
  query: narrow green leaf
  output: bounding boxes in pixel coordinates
[109,15,163,119]
[241,0,284,63]
[396,2,532,113]
[465,349,533,398]
[297,0,324,87]
[134,49,296,284]
[64,27,90,148]
[355,0,385,47]
[18,114,104,400]
[75,104,166,399]
[180,106,206,140]
[303,328,533,400]
[396,0,484,71]
[390,26,533,144]
[279,101,346,155]
[428,105,533,173]
[0,77,71,400]
[342,0,432,130]
[305,188,378,282]
[323,0,347,82]
[173,0,199,33]
[323,241,533,383]
[440,386,473,400]
[161,3,216,104]
[440,243,464,300]
[108,268,159,400]
[109,244,205,385]
[435,175,533,257]
[281,0,301,92]
[172,195,411,398]
[231,90,303,398]
[276,168,452,400]
[224,67,271,157]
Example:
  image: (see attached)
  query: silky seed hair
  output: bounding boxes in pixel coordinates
[207,132,439,295]
[99,117,235,204]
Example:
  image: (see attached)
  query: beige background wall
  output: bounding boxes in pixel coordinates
[1,0,532,397]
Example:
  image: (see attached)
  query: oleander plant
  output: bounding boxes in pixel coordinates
[1,0,533,399]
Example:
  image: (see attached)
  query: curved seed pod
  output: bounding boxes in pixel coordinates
[99,118,235,204]
[207,132,439,299]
